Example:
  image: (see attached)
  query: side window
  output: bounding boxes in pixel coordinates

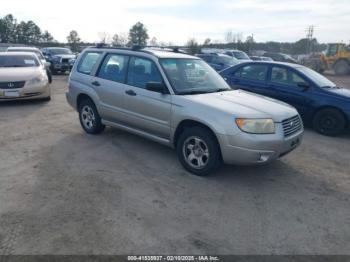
[233,68,241,77]
[271,67,288,84]
[271,66,307,86]
[240,65,268,81]
[97,54,129,83]
[77,52,101,75]
[127,57,162,89]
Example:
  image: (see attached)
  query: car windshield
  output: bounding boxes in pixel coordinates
[49,48,72,55]
[0,55,39,68]
[298,67,336,88]
[160,58,231,94]
[232,51,250,60]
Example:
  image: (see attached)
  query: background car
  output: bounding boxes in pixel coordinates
[7,46,52,83]
[220,61,350,136]
[41,47,76,74]
[196,53,240,71]
[250,56,273,61]
[223,49,251,61]
[263,52,298,63]
[0,52,50,101]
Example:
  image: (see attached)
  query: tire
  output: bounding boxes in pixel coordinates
[78,98,105,134]
[312,108,346,136]
[176,126,221,176]
[334,60,350,75]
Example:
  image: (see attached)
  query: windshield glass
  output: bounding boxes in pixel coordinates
[160,58,231,94]
[232,51,250,60]
[49,48,72,55]
[298,67,336,87]
[0,55,39,68]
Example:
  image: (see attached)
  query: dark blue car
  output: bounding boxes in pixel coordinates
[196,53,240,71]
[220,61,350,136]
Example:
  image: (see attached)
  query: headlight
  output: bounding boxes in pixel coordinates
[27,75,47,85]
[235,118,275,134]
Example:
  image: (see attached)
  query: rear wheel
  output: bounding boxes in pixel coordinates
[78,99,105,134]
[334,60,350,75]
[177,127,221,176]
[312,108,346,136]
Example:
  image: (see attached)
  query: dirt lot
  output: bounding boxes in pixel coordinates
[0,74,350,255]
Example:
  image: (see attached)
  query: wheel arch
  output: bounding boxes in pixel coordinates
[173,119,222,152]
[312,106,348,127]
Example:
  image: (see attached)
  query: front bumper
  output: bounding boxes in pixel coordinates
[218,123,303,165]
[0,83,50,101]
[52,63,72,71]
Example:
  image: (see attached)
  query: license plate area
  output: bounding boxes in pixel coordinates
[4,91,20,97]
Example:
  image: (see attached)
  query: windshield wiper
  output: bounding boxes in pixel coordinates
[208,88,231,93]
[177,90,210,95]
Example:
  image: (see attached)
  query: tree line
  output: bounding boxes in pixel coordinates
[1,13,327,55]
[0,14,55,44]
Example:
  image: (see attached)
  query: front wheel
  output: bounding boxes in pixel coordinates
[312,108,346,136]
[177,127,221,176]
[78,99,105,134]
[334,60,350,75]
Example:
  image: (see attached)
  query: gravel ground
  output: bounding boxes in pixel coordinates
[0,74,349,255]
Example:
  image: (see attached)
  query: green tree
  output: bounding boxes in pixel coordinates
[186,38,199,55]
[41,30,54,43]
[0,14,17,43]
[67,30,81,51]
[203,38,211,46]
[128,22,149,46]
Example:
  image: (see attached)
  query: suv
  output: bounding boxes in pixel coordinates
[66,47,303,176]
[196,53,240,71]
[41,47,76,74]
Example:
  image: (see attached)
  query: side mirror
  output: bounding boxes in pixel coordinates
[146,82,167,94]
[297,82,310,91]
[44,62,51,68]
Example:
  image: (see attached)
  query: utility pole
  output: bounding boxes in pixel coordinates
[305,25,314,54]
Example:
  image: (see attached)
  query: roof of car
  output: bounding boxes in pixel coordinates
[7,46,40,51]
[0,51,38,57]
[222,61,304,72]
[85,46,197,59]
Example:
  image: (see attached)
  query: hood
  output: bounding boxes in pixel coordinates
[323,87,350,100]
[0,67,43,81]
[183,89,298,122]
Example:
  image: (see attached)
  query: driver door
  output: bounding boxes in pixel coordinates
[122,56,172,139]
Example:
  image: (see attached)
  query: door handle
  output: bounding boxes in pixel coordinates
[125,90,137,96]
[91,81,100,86]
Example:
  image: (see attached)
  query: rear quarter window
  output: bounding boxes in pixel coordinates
[77,52,102,75]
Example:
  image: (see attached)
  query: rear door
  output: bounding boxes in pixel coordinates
[91,53,130,123]
[224,64,272,96]
[122,56,172,139]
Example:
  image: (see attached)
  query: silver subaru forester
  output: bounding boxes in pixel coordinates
[66,47,303,176]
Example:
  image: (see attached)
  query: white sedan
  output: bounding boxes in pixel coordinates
[0,52,50,101]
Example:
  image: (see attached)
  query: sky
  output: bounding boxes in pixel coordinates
[1,0,349,44]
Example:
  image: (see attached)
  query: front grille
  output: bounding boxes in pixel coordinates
[61,58,69,63]
[282,115,302,137]
[0,81,25,89]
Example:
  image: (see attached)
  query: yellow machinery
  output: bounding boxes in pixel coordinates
[320,43,350,75]
[305,43,350,75]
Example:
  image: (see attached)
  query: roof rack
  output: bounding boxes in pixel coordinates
[93,43,187,54]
